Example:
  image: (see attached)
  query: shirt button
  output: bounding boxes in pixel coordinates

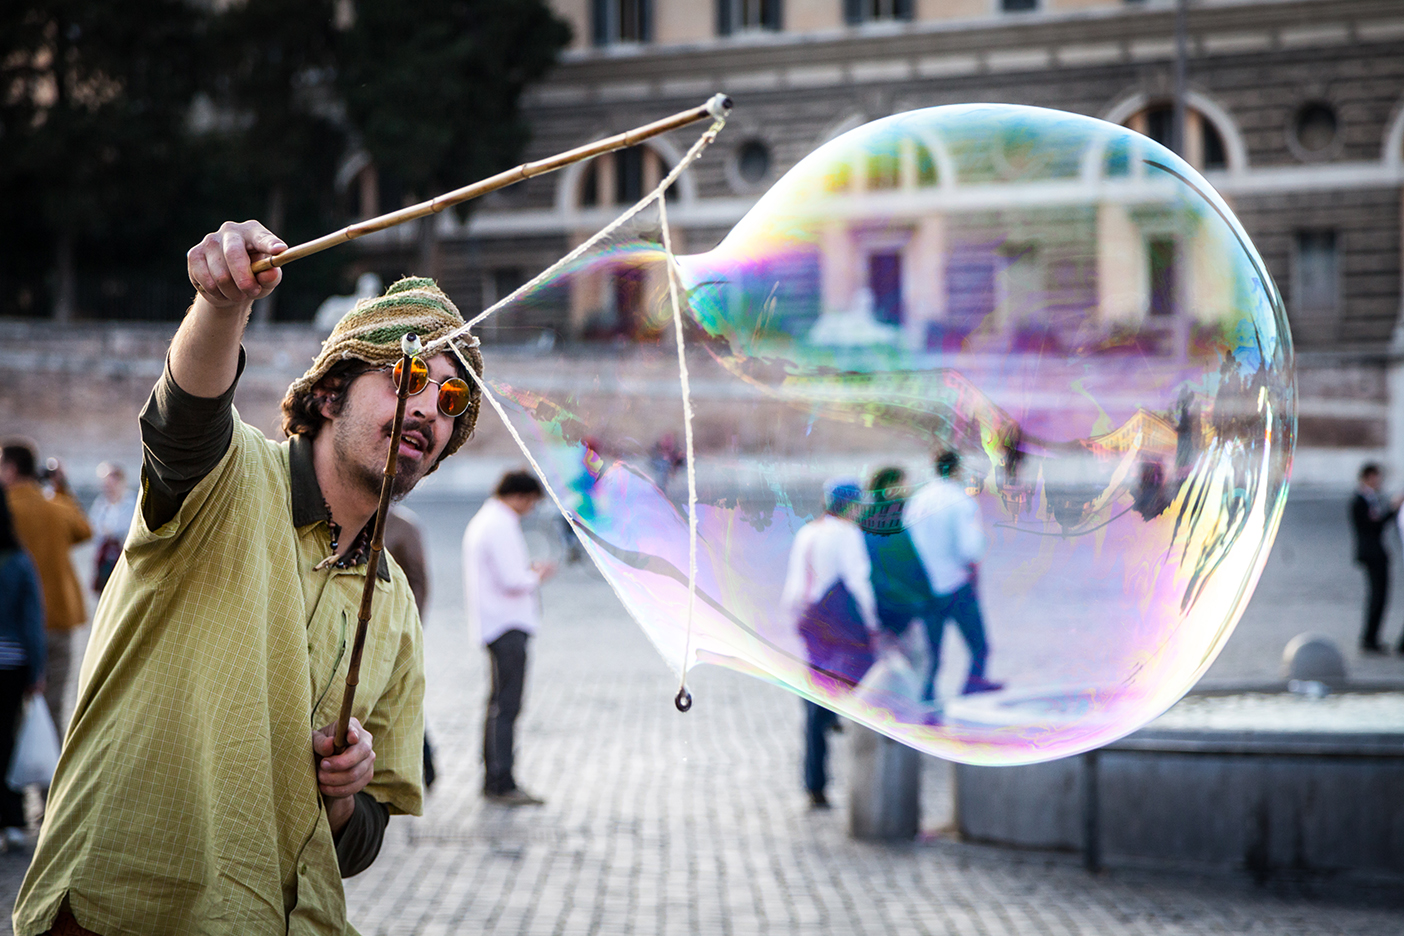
[299,862,309,875]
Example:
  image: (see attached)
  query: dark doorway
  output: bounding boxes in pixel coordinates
[869,252,903,326]
[1149,238,1177,317]
[614,265,646,336]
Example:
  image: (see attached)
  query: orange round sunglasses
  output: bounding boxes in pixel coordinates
[362,358,473,418]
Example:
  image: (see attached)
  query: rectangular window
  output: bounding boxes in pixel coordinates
[717,0,781,35]
[1145,107,1173,149]
[1001,0,1038,11]
[615,147,644,204]
[593,0,652,46]
[844,0,913,26]
[480,267,525,341]
[866,145,900,190]
[998,243,1040,333]
[1148,238,1177,317]
[1293,230,1339,311]
[580,162,599,207]
[492,268,526,306]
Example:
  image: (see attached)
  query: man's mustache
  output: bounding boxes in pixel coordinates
[383,417,436,462]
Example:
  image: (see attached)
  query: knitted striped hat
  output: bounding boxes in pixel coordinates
[284,276,483,469]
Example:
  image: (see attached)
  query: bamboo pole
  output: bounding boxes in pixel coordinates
[333,332,421,753]
[252,93,732,275]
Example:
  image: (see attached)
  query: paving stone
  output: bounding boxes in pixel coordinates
[0,494,1400,935]
[331,493,1404,935]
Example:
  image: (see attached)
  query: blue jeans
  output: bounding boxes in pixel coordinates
[920,583,989,701]
[804,701,839,794]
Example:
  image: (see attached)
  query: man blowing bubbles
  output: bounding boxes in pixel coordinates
[15,220,484,936]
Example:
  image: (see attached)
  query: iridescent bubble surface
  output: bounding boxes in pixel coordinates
[481,104,1294,765]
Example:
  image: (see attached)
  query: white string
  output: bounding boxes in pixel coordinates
[421,115,728,357]
[433,115,725,704]
[657,188,700,702]
[449,343,684,691]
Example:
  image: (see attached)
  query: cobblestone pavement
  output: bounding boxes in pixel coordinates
[339,493,1401,936]
[2,492,1401,935]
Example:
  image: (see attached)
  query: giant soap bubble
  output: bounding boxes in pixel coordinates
[477,104,1293,765]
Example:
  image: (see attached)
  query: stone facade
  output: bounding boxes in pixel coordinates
[346,0,1404,474]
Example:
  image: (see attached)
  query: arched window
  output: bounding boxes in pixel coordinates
[1123,104,1228,172]
[868,138,937,190]
[821,138,939,194]
[578,145,677,207]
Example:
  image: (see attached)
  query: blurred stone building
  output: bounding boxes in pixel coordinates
[348,0,1404,478]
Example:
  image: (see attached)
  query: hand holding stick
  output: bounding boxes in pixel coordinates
[333,332,422,752]
[252,94,731,275]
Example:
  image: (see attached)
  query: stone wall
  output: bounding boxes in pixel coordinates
[0,319,1390,487]
[403,0,1404,354]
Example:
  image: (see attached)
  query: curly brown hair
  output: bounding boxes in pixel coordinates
[280,359,366,441]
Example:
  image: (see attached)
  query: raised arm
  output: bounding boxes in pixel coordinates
[175,221,285,397]
[139,223,286,531]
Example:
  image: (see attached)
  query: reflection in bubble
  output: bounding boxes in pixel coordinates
[479,104,1294,765]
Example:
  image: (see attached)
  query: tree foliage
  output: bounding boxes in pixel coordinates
[338,0,571,208]
[0,0,202,319]
[0,0,570,321]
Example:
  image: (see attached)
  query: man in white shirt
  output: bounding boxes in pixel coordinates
[904,451,1003,701]
[782,478,878,808]
[462,470,556,805]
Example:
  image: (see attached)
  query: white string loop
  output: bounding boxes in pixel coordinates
[657,188,700,705]
[430,115,726,709]
[420,115,726,356]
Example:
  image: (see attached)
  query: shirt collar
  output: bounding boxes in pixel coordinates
[289,434,391,582]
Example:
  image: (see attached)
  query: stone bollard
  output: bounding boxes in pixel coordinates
[1282,633,1347,688]
[848,722,920,840]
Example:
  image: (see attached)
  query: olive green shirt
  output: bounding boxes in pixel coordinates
[14,383,425,934]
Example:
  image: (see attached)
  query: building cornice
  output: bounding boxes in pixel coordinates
[528,0,1404,106]
[448,160,1404,242]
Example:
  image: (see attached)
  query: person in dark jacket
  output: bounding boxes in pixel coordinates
[382,506,436,790]
[0,485,48,848]
[1351,463,1403,653]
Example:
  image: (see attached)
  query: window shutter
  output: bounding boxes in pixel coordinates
[764,0,783,30]
[592,0,610,45]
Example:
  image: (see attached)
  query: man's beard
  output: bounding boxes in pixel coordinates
[332,411,436,503]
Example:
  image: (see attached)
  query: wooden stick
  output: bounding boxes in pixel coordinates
[333,332,421,752]
[253,93,732,275]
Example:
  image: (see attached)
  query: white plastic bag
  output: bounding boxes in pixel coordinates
[7,695,60,791]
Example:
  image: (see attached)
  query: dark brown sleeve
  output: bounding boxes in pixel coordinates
[138,348,246,531]
[334,791,390,878]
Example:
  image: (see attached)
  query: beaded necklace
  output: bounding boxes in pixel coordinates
[323,500,374,570]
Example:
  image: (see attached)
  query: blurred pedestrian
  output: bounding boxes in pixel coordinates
[385,505,430,616]
[463,470,556,806]
[905,451,1003,701]
[783,478,878,809]
[0,487,47,849]
[860,467,935,640]
[383,505,437,790]
[648,432,684,492]
[1,440,91,732]
[89,462,136,596]
[561,438,606,564]
[1351,462,1402,653]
